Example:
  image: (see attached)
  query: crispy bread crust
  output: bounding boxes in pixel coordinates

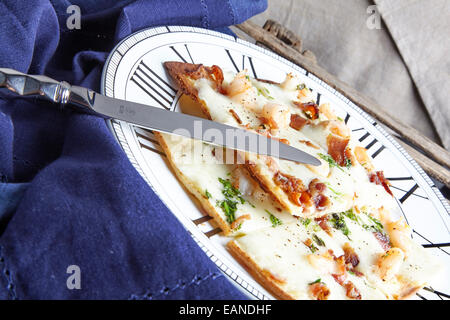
[244,160,294,213]
[227,240,295,300]
[164,61,215,119]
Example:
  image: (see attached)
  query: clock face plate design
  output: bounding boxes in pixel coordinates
[102,26,449,300]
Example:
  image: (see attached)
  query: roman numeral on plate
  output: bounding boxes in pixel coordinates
[316,92,321,105]
[225,49,257,78]
[170,45,195,64]
[130,60,176,110]
[399,184,421,203]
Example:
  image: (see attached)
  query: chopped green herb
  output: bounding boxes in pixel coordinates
[267,210,282,227]
[348,270,356,276]
[300,217,311,227]
[257,87,275,100]
[342,209,359,222]
[217,199,238,223]
[345,158,352,169]
[330,213,351,239]
[245,75,250,80]
[318,153,345,172]
[312,234,325,247]
[325,182,344,196]
[364,213,384,233]
[299,217,321,232]
[217,177,248,223]
[318,153,351,171]
[309,243,319,253]
[309,279,322,285]
[337,116,344,122]
[218,177,245,203]
[204,189,212,199]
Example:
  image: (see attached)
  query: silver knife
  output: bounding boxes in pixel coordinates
[0,68,320,165]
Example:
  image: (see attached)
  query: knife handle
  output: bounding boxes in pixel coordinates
[0,68,71,102]
[0,68,101,116]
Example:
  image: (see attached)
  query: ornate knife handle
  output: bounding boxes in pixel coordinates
[0,68,101,116]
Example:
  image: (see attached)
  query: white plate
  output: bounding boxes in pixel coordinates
[101,26,450,300]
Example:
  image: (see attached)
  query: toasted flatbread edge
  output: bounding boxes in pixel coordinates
[245,161,295,213]
[227,240,296,300]
[164,61,212,119]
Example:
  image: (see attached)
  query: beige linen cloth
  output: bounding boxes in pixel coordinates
[251,0,450,149]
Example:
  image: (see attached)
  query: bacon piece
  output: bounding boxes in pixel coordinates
[230,214,251,230]
[373,231,391,251]
[313,194,330,211]
[332,273,347,286]
[369,171,393,196]
[327,135,350,167]
[294,101,319,120]
[332,274,361,299]
[228,109,242,124]
[315,215,332,235]
[187,64,224,93]
[334,255,347,275]
[299,140,319,149]
[209,65,225,92]
[299,191,312,208]
[309,179,330,211]
[309,179,326,193]
[272,137,290,145]
[309,282,330,300]
[344,282,362,300]
[289,114,309,130]
[273,172,307,206]
[349,269,364,277]
[343,243,360,268]
[303,238,316,252]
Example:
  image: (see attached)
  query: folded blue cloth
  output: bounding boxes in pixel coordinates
[0,0,267,299]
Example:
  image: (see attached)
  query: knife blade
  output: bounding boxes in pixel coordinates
[0,68,320,165]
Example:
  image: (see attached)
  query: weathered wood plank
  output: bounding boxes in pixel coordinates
[397,140,450,189]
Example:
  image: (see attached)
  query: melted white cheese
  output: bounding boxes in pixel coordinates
[162,68,442,299]
[161,133,297,235]
[195,75,396,216]
[232,221,388,299]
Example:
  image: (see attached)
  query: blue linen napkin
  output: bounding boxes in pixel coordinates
[0,0,267,299]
